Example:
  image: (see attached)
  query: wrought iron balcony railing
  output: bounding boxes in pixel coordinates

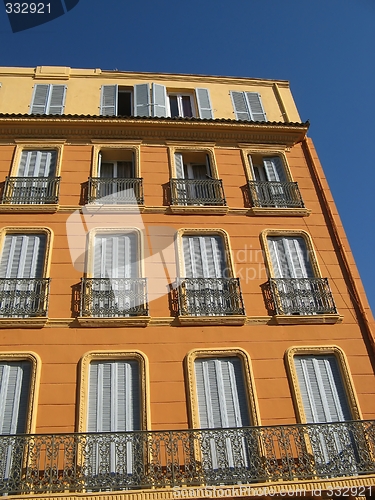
[87,177,144,204]
[0,420,374,495]
[0,278,50,317]
[269,277,337,315]
[248,180,304,208]
[177,277,245,316]
[80,278,148,317]
[2,177,60,204]
[170,179,226,206]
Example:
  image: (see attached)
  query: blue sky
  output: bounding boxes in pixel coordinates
[0,0,374,313]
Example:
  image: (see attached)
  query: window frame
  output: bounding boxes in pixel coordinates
[78,350,150,433]
[168,146,218,179]
[185,348,261,429]
[284,346,361,423]
[167,92,197,119]
[0,352,41,434]
[91,143,141,178]
[242,149,292,183]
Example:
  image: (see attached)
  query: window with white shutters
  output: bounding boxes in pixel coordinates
[182,235,226,279]
[230,91,266,122]
[267,236,313,279]
[194,357,251,470]
[100,84,150,117]
[0,233,48,317]
[87,359,141,477]
[30,84,66,115]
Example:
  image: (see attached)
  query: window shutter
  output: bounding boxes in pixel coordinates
[18,151,57,177]
[0,234,46,279]
[30,84,49,114]
[100,85,118,116]
[48,85,66,115]
[174,153,185,179]
[134,84,150,117]
[263,157,285,182]
[294,355,352,423]
[0,361,31,434]
[267,236,313,279]
[94,233,138,279]
[195,357,250,429]
[196,88,214,119]
[182,235,226,278]
[87,360,140,432]
[152,84,167,117]
[230,91,250,121]
[245,92,266,122]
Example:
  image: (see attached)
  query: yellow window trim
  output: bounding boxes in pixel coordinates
[260,228,321,278]
[0,351,41,434]
[185,348,261,429]
[91,144,141,177]
[241,148,293,182]
[285,345,362,423]
[168,146,218,179]
[9,143,64,177]
[78,350,150,433]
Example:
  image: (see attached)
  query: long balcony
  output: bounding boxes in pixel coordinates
[170,179,226,206]
[0,278,50,317]
[87,177,144,205]
[248,180,304,208]
[0,420,374,495]
[269,277,337,315]
[177,277,245,317]
[2,177,60,204]
[80,278,148,317]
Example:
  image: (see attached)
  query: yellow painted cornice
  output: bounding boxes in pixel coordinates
[0,116,308,146]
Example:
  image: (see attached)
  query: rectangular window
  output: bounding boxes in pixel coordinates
[168,94,195,118]
[195,357,251,471]
[171,151,225,207]
[100,84,150,117]
[0,233,49,318]
[3,150,60,205]
[294,355,357,475]
[86,359,141,480]
[30,84,67,115]
[230,91,266,121]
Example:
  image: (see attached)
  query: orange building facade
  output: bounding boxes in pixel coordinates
[0,66,374,499]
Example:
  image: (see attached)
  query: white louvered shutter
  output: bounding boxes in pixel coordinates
[0,234,46,279]
[267,236,313,278]
[93,233,137,279]
[48,85,66,115]
[134,84,150,117]
[263,157,285,182]
[174,153,185,179]
[295,355,352,424]
[245,92,266,122]
[0,361,31,435]
[152,84,167,117]
[18,150,57,177]
[182,235,226,278]
[196,88,214,119]
[230,91,250,121]
[30,84,49,114]
[100,85,118,116]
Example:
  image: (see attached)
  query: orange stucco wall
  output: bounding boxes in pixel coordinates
[0,138,374,435]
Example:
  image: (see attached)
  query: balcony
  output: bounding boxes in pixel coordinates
[170,179,226,206]
[0,420,374,495]
[177,277,245,322]
[1,177,60,205]
[80,278,149,319]
[87,177,144,205]
[0,278,50,318]
[269,277,337,316]
[248,180,304,208]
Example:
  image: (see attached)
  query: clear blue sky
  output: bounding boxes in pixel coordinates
[0,0,374,313]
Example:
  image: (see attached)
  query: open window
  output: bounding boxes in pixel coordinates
[100,84,150,117]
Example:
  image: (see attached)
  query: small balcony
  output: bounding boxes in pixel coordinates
[0,420,374,495]
[87,177,144,205]
[80,278,149,318]
[269,277,337,316]
[1,177,60,205]
[177,277,245,318]
[248,180,304,208]
[0,278,50,318]
[170,178,226,206]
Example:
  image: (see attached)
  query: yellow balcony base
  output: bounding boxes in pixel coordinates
[0,204,58,213]
[274,313,343,324]
[178,314,246,326]
[0,317,48,328]
[248,207,311,216]
[77,316,151,327]
[169,205,228,215]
